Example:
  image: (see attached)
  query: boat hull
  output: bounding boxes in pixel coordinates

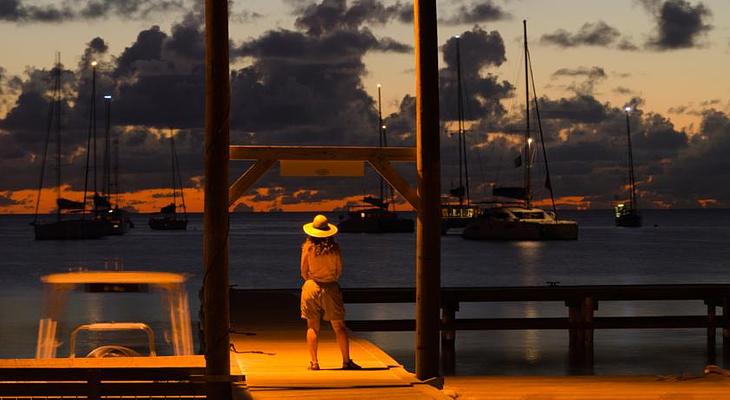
[462,218,578,241]
[615,211,642,228]
[338,212,414,234]
[149,217,188,230]
[34,219,107,240]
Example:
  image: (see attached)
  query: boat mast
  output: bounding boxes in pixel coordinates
[455,35,470,206]
[625,107,638,211]
[170,129,177,212]
[172,132,188,220]
[377,84,384,204]
[103,95,112,199]
[523,20,532,208]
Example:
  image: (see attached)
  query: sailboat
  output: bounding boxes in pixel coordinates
[337,84,414,233]
[462,21,578,241]
[615,106,642,227]
[95,94,133,234]
[441,35,482,234]
[148,131,188,230]
[32,55,106,240]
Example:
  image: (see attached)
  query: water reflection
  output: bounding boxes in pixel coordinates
[514,241,544,286]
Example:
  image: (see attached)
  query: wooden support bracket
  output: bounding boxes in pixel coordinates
[227,146,420,209]
[368,156,419,210]
[228,159,276,207]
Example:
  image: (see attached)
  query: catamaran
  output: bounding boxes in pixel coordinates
[32,55,106,240]
[462,21,578,241]
[441,35,482,234]
[337,84,414,233]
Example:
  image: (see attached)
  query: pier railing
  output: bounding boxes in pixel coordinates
[231,284,730,374]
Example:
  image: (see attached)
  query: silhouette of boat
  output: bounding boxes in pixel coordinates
[32,55,105,240]
[337,85,414,234]
[148,131,188,230]
[462,21,578,241]
[615,106,642,227]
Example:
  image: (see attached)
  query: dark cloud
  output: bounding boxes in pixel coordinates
[0,0,187,23]
[540,21,631,48]
[0,192,22,206]
[640,0,712,50]
[438,27,512,123]
[538,95,609,123]
[440,1,509,25]
[551,66,607,96]
[294,0,407,36]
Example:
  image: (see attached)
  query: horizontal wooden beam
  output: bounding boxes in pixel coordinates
[230,146,416,162]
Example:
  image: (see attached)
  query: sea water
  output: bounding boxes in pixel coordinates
[1,209,730,375]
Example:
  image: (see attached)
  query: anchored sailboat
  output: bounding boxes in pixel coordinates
[148,131,188,230]
[462,20,578,241]
[32,55,106,240]
[615,106,642,227]
[337,84,414,233]
[441,35,482,234]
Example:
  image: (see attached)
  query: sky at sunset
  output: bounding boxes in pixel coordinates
[1,0,729,213]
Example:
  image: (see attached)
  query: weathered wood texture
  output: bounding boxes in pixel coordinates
[230,146,416,161]
[230,291,449,399]
[204,0,232,397]
[0,356,245,398]
[443,375,730,400]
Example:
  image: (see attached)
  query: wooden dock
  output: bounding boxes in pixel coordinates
[442,375,730,400]
[230,290,448,399]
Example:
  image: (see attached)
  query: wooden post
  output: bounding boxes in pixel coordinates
[582,297,595,373]
[722,297,729,364]
[707,301,717,365]
[204,0,232,398]
[567,299,582,369]
[413,0,441,381]
[441,301,457,375]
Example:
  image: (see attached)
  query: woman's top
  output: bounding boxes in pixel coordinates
[300,241,342,283]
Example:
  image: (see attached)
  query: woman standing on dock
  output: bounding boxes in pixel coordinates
[300,214,361,371]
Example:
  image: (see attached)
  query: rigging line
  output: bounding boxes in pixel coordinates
[526,48,558,217]
[56,53,62,219]
[34,59,58,223]
[459,78,488,199]
[173,132,188,218]
[82,67,93,218]
[169,129,177,213]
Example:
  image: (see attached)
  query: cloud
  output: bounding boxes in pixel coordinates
[0,0,188,23]
[440,1,510,25]
[294,0,409,36]
[551,66,607,96]
[640,0,712,50]
[540,21,635,49]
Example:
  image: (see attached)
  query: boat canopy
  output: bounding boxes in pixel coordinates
[56,198,85,210]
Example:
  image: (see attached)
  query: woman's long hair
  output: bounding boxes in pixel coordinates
[304,236,340,256]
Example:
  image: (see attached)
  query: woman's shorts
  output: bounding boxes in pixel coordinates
[301,280,345,321]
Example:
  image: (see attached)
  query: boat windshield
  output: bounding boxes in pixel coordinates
[512,211,547,220]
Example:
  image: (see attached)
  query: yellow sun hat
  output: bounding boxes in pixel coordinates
[303,214,338,238]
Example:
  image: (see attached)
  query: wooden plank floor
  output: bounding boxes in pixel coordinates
[230,329,447,399]
[230,290,448,399]
[442,375,730,400]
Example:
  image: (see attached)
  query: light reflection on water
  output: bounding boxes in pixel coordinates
[2,209,730,375]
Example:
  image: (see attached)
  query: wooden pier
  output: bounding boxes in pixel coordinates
[232,284,730,375]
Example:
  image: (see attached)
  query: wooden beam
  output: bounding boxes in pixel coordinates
[368,157,419,210]
[228,159,276,206]
[414,0,441,381]
[203,0,231,397]
[230,145,416,161]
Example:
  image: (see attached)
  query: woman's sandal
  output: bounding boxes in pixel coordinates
[342,359,362,370]
[308,361,320,370]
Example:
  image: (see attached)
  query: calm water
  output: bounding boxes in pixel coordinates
[2,210,730,375]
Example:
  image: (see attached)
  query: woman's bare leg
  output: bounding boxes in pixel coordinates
[306,318,320,365]
[330,320,350,363]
